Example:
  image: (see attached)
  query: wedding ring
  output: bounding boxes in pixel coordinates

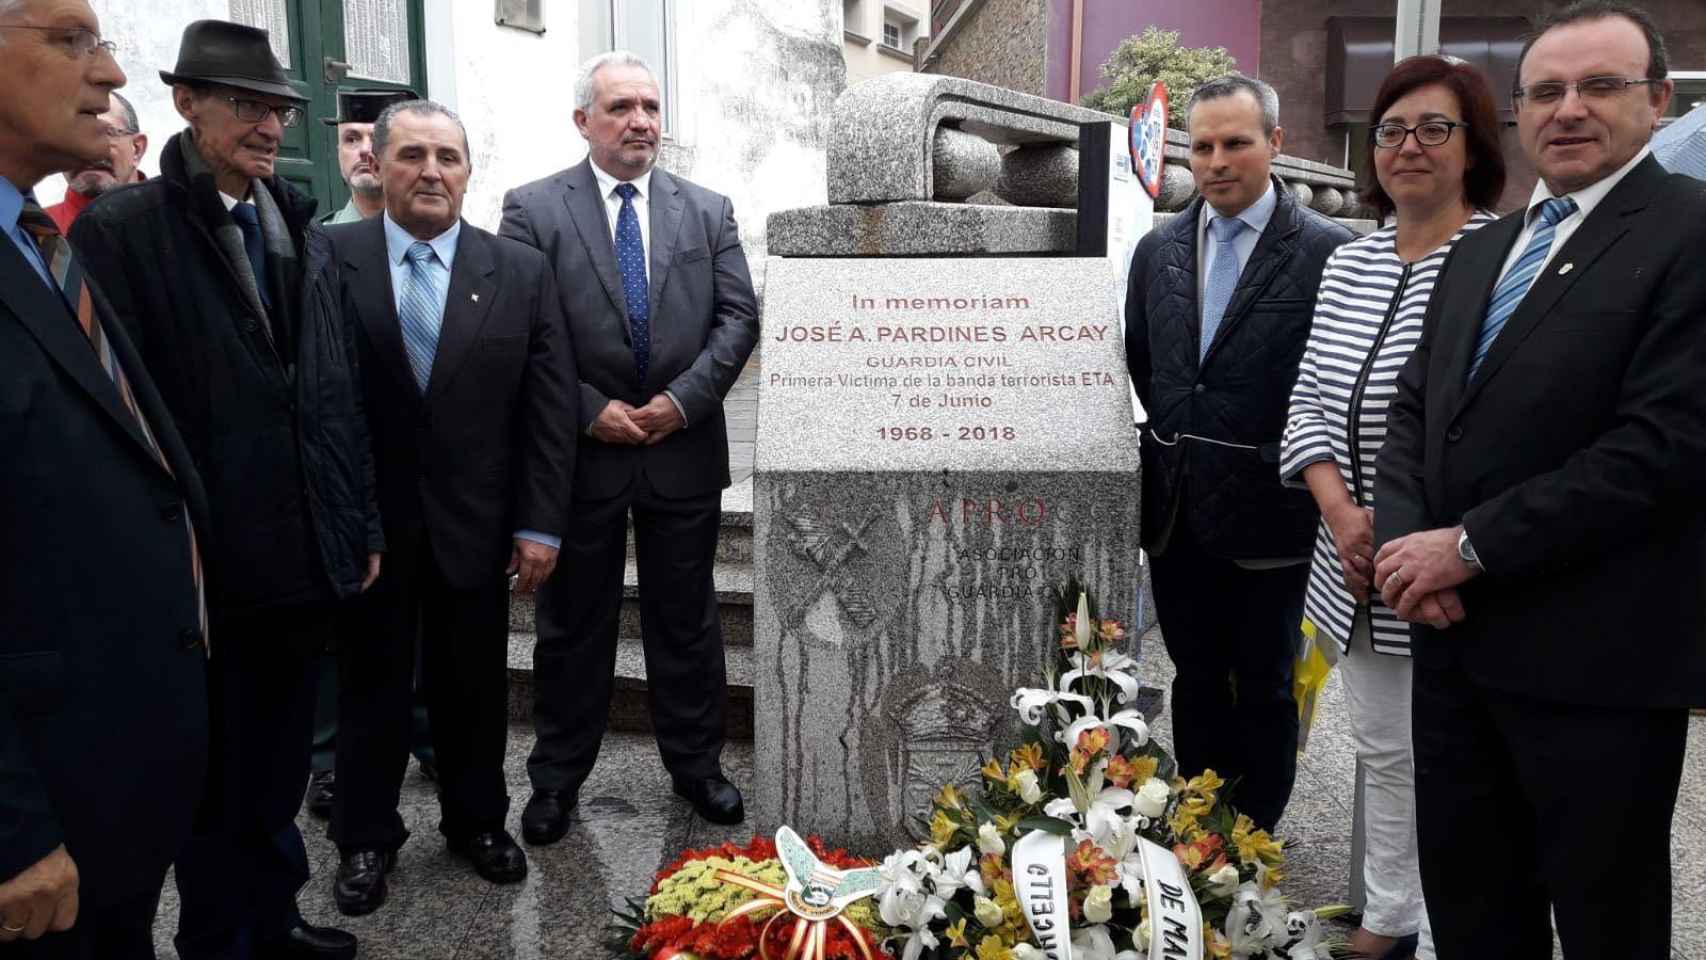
[1,921,24,933]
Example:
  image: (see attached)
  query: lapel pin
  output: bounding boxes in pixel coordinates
[1558,263,1574,275]
[471,293,480,302]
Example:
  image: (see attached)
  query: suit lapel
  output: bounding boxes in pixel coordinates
[1454,159,1658,416]
[426,223,497,399]
[1173,197,1205,360]
[1436,214,1522,419]
[342,216,420,403]
[0,242,159,465]
[646,167,684,308]
[564,161,629,322]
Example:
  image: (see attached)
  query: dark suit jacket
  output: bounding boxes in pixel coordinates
[326,217,577,589]
[1375,156,1706,709]
[1126,177,1352,558]
[0,241,210,905]
[498,160,759,501]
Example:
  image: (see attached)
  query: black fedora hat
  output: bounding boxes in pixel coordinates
[159,20,308,104]
[321,88,419,126]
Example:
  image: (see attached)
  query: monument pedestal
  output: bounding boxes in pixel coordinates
[753,258,1140,848]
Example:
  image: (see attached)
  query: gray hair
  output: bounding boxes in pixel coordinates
[574,50,656,113]
[108,91,139,134]
[1185,74,1281,135]
[372,99,470,163]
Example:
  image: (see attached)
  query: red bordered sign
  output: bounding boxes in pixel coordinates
[1129,81,1169,200]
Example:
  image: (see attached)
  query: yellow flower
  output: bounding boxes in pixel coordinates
[995,812,1023,835]
[946,918,970,949]
[976,937,1015,960]
[993,876,1024,925]
[983,758,1007,783]
[1206,925,1232,958]
[1186,770,1224,800]
[931,809,961,848]
[1011,742,1047,771]
[1231,815,1285,867]
[937,783,966,810]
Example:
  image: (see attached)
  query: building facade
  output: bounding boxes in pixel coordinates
[64,0,847,261]
[843,0,928,83]
[925,0,1706,208]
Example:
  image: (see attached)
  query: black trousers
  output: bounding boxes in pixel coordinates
[1149,534,1305,830]
[332,540,510,852]
[1413,652,1686,959]
[174,605,327,960]
[310,649,433,775]
[6,883,160,959]
[529,474,726,793]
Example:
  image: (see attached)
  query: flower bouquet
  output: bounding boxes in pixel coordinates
[870,585,1338,960]
[616,833,895,960]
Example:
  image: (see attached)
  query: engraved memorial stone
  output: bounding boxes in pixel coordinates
[753,257,1141,849]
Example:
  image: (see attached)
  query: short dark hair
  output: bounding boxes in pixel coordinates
[108,91,139,134]
[1360,55,1507,219]
[1185,74,1280,135]
[1516,1,1668,84]
[371,99,470,162]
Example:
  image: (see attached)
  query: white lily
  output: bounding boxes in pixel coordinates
[1070,923,1141,960]
[1283,910,1328,960]
[1223,882,1289,954]
[1011,686,1094,726]
[1060,648,1143,704]
[1075,591,1093,651]
[930,845,983,899]
[1057,707,1149,753]
[875,852,947,960]
[1046,760,1134,846]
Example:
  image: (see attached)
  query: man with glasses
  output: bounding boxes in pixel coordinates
[1372,2,1706,957]
[0,2,208,956]
[43,90,144,232]
[71,19,378,960]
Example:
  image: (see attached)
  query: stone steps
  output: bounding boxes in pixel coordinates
[505,480,757,738]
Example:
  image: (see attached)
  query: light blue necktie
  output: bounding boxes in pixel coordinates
[398,241,445,393]
[1200,215,1245,363]
[614,182,651,384]
[1467,197,1577,382]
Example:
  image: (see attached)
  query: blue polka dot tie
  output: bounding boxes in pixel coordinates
[614,182,650,385]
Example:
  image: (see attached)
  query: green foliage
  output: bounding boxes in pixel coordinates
[1080,26,1239,128]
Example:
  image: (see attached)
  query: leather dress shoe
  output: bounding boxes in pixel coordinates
[448,829,528,884]
[333,849,395,917]
[260,921,357,959]
[305,770,334,820]
[521,789,574,846]
[673,775,745,825]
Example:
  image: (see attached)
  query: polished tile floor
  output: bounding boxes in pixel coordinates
[148,629,1705,959]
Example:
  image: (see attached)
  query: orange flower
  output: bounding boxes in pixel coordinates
[1068,839,1119,886]
[1010,742,1047,772]
[1105,754,1136,788]
[1075,727,1110,757]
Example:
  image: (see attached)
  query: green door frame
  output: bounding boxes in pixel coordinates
[264,0,429,216]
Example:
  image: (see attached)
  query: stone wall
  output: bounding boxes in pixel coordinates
[923,0,1050,97]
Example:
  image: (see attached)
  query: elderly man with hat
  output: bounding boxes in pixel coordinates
[70,20,379,960]
[318,88,414,226]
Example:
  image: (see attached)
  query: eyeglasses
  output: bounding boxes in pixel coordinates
[1512,76,1659,106]
[0,24,117,59]
[100,124,139,139]
[221,96,303,128]
[1371,120,1468,149]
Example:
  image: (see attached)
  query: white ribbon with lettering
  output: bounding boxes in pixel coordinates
[1011,830,1073,960]
[1135,837,1203,960]
[1011,831,1203,960]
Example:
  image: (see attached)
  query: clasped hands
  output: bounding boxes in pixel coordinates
[591,396,683,447]
[0,846,77,942]
[1324,503,1475,629]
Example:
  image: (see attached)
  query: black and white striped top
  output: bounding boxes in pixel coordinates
[1279,213,1495,656]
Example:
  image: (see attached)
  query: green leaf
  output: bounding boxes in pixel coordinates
[1016,815,1074,836]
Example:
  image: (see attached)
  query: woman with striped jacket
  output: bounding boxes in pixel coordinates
[1279,56,1507,960]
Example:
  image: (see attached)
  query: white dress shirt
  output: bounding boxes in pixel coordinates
[590,160,652,257]
[1495,146,1652,287]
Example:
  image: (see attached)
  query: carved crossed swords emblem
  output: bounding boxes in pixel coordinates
[785,513,881,628]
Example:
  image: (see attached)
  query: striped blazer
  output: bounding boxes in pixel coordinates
[1278,213,1494,655]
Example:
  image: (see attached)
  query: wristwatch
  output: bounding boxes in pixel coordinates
[1456,527,1484,574]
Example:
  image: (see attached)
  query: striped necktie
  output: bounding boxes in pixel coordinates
[17,200,209,649]
[398,241,445,394]
[1468,197,1577,382]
